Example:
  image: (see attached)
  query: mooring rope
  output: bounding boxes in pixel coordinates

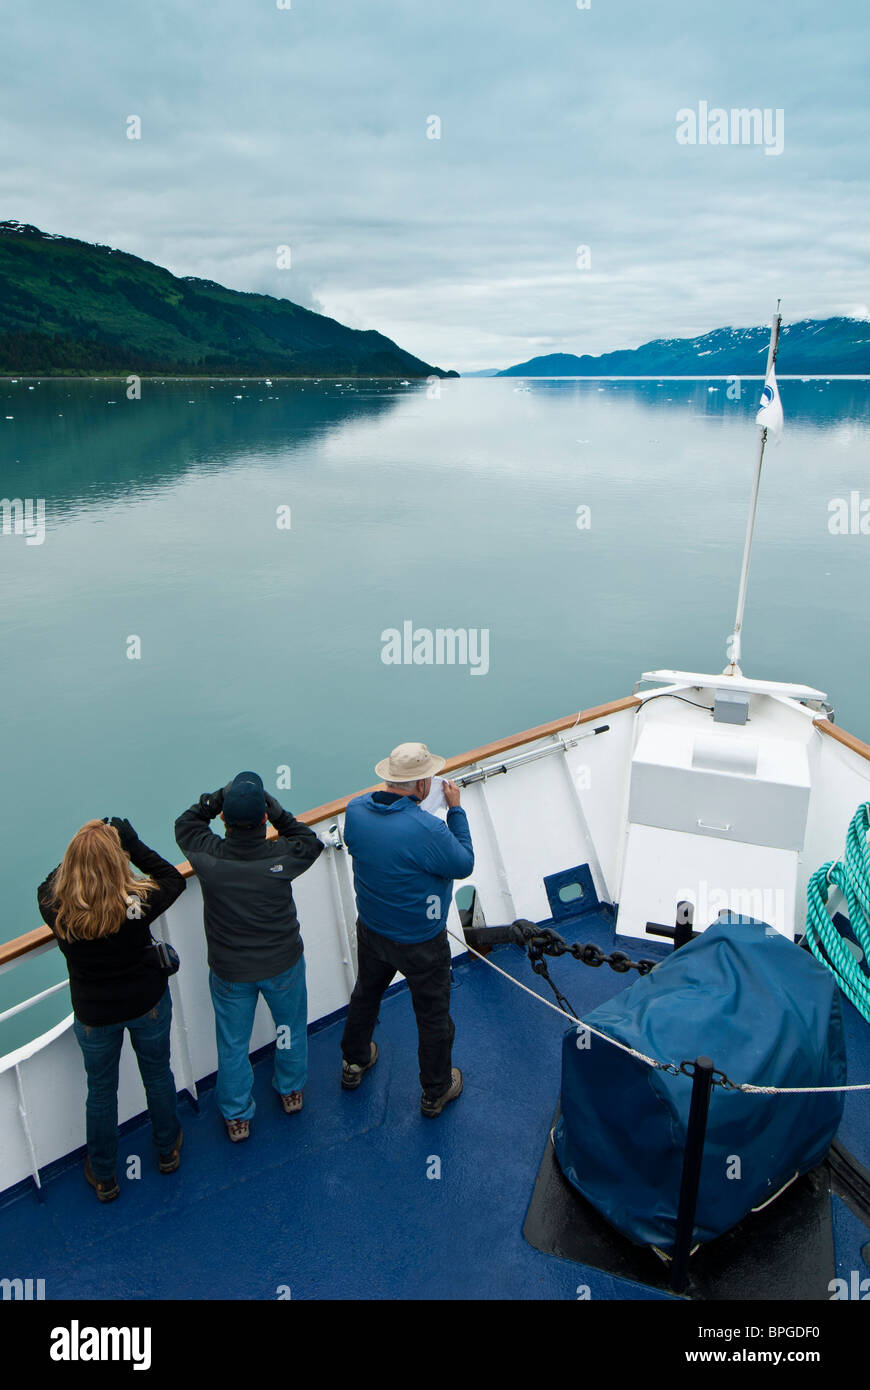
[446,927,668,1070]
[805,801,870,1023]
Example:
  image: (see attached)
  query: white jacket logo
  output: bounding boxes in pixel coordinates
[270,864,283,873]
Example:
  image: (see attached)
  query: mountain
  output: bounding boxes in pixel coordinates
[497,319,870,377]
[0,221,458,378]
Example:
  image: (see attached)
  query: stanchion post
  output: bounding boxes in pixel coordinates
[674,901,695,951]
[670,1055,714,1294]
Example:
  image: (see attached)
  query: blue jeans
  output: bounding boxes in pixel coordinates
[73,987,180,1181]
[208,956,308,1121]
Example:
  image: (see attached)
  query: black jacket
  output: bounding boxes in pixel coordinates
[37,837,186,1026]
[174,801,323,982]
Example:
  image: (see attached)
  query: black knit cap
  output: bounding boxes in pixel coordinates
[223,771,266,826]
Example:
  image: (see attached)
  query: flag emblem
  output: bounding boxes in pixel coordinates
[756,366,784,436]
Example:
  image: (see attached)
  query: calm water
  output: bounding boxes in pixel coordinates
[2,374,869,1048]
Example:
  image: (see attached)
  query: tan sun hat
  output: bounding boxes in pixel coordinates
[375,741,446,783]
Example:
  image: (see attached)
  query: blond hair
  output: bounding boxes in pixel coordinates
[51,820,158,941]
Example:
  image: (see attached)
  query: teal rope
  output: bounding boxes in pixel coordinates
[806,801,870,1021]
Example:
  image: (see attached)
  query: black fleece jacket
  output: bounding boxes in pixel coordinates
[37,837,186,1026]
[174,801,323,982]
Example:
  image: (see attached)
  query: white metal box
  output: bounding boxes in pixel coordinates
[627,723,811,852]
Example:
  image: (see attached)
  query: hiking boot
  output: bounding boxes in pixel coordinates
[341,1041,378,1090]
[158,1129,183,1173]
[84,1156,120,1202]
[280,1091,303,1114]
[421,1067,463,1117]
[225,1118,250,1142]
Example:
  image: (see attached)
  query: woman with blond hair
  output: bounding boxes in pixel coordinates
[37,817,186,1202]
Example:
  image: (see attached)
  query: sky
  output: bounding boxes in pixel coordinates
[2,0,868,373]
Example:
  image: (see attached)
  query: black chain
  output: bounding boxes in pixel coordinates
[529,955,580,1019]
[520,924,657,977]
[679,1061,741,1090]
[508,921,740,1084]
[510,921,658,1022]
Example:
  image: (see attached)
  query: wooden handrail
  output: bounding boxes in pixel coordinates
[0,926,58,970]
[814,717,870,763]
[1,696,640,971]
[7,701,867,974]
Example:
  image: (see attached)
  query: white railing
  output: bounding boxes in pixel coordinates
[0,716,621,1197]
[0,980,70,1026]
[3,693,863,1199]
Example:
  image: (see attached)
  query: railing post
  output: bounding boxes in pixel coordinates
[674,900,695,951]
[670,1055,714,1294]
[323,826,360,995]
[13,1064,44,1199]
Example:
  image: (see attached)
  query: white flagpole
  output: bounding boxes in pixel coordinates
[724,300,782,676]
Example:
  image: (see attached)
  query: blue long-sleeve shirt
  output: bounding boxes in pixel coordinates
[343,792,474,943]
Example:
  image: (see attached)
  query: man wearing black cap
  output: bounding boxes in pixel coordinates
[175,772,323,1141]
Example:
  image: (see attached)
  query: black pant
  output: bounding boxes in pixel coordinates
[341,920,455,1100]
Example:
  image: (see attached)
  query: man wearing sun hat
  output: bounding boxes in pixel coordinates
[340,742,474,1116]
[175,771,323,1141]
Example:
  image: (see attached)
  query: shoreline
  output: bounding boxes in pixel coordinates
[2,373,870,383]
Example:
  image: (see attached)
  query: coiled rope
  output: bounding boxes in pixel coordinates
[805,801,870,1023]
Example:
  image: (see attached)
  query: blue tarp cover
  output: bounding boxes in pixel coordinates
[552,916,846,1250]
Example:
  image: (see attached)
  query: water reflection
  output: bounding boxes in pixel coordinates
[0,378,407,514]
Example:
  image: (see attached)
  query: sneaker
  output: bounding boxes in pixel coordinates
[158,1129,183,1173]
[225,1118,250,1142]
[280,1091,303,1114]
[421,1067,463,1117]
[84,1156,120,1202]
[341,1041,378,1090]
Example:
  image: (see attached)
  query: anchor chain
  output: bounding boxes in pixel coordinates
[458,920,870,1091]
[512,921,658,1029]
[522,929,778,1087]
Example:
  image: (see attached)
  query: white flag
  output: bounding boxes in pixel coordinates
[756,366,783,436]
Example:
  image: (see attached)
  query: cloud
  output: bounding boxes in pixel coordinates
[1,0,868,371]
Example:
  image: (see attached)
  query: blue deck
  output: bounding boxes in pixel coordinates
[2,910,868,1301]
